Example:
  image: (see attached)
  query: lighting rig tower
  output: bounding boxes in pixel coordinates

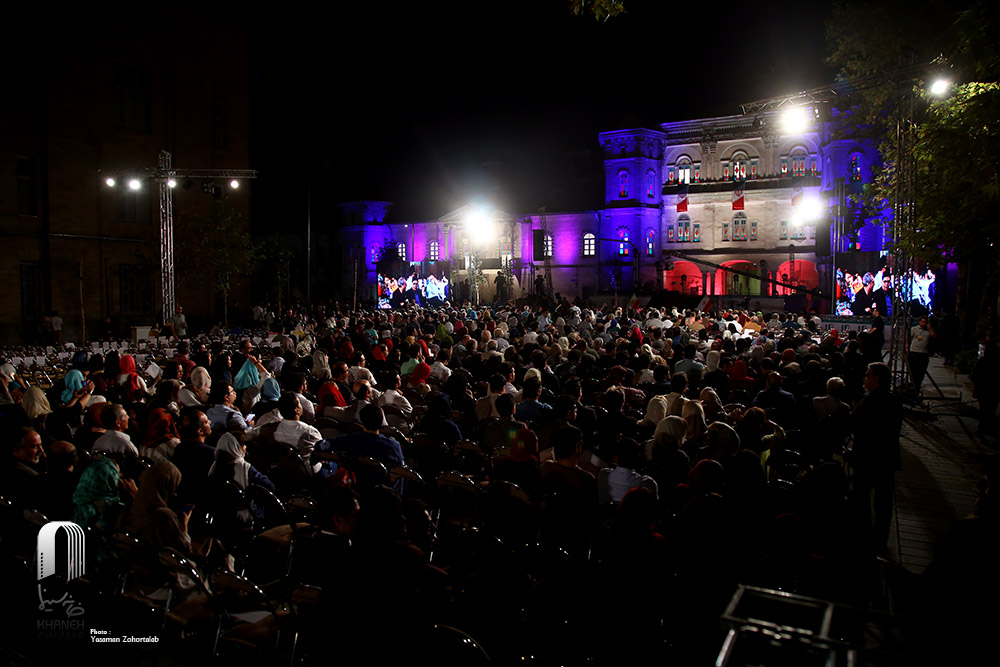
[106,150,257,324]
[739,59,946,392]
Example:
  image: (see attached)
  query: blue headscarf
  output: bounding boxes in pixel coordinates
[260,377,281,402]
[233,358,260,391]
[62,369,86,404]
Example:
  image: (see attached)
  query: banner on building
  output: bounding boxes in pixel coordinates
[732,182,744,210]
[676,184,688,212]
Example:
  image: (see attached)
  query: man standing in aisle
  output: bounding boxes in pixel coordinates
[908,316,935,394]
[169,305,188,339]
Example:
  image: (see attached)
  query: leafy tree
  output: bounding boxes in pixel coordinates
[827,0,1000,338]
[261,234,295,312]
[569,0,626,21]
[180,198,261,327]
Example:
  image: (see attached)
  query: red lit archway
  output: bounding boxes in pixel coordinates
[665,260,702,295]
[775,259,818,295]
[714,260,759,295]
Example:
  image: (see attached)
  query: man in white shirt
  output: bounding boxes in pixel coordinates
[92,404,139,457]
[377,373,413,415]
[430,349,453,382]
[909,316,936,392]
[273,393,323,473]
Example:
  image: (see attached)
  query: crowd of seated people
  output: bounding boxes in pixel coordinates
[0,298,987,664]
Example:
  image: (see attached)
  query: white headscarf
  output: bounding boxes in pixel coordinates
[209,433,250,489]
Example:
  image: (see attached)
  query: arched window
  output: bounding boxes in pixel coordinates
[646,229,655,256]
[397,242,406,261]
[617,227,630,256]
[790,148,808,177]
[849,153,862,182]
[371,244,379,265]
[729,151,750,180]
[646,169,656,198]
[677,157,692,184]
[544,234,553,258]
[428,239,440,261]
[732,212,748,241]
[618,170,629,198]
[583,232,596,257]
[498,236,512,262]
[677,214,691,242]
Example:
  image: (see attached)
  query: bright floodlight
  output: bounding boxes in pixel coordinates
[781,106,810,134]
[105,177,116,187]
[167,178,177,188]
[792,194,824,226]
[465,205,496,246]
[128,178,141,190]
[930,79,949,96]
[230,180,239,189]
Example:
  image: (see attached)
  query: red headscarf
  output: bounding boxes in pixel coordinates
[372,345,387,362]
[319,381,347,411]
[418,338,429,360]
[731,360,749,382]
[141,408,180,449]
[409,362,432,386]
[119,354,141,401]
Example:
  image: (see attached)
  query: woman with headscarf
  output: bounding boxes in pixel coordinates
[139,408,181,464]
[72,453,136,530]
[179,366,211,407]
[700,387,726,424]
[117,354,148,405]
[407,361,433,398]
[702,350,729,401]
[21,387,53,439]
[45,369,94,441]
[681,400,709,459]
[253,377,282,417]
[318,377,348,416]
[208,432,275,492]
[120,460,191,554]
[435,323,454,346]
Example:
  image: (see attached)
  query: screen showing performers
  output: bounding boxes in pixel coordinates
[377,270,450,308]
[834,257,936,317]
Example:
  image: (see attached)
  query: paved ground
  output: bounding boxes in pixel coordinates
[890,356,995,574]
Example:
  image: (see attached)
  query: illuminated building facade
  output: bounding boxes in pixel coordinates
[343,106,884,306]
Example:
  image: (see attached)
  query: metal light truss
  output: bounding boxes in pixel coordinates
[888,96,917,393]
[149,150,258,323]
[739,60,943,391]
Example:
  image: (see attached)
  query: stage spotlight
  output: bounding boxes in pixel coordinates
[930,79,949,96]
[781,106,810,134]
[230,180,239,189]
[105,177,116,187]
[128,179,141,190]
[464,205,496,246]
[167,179,177,188]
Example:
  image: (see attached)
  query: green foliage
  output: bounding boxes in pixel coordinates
[569,0,626,21]
[180,199,261,323]
[827,1,1000,283]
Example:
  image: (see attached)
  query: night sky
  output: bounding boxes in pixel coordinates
[251,0,835,226]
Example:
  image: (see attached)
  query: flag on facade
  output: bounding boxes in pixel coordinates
[676,183,688,212]
[732,181,744,210]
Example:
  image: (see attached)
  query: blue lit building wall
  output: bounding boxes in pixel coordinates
[340,106,888,305]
